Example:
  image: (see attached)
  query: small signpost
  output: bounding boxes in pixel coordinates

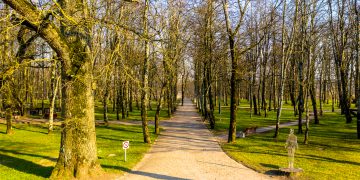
[123,141,129,162]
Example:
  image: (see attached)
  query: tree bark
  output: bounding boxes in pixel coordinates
[141,0,151,143]
[354,0,360,138]
[103,86,109,124]
[155,85,165,134]
[275,0,297,138]
[1,0,103,178]
[6,107,13,134]
[49,63,59,133]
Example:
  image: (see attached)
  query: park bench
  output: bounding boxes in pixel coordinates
[349,109,357,117]
[44,113,57,119]
[244,126,258,135]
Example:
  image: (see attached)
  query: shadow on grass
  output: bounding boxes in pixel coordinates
[13,126,48,135]
[97,135,127,142]
[309,141,360,152]
[259,163,287,177]
[0,153,53,178]
[299,154,360,166]
[102,165,190,180]
[0,149,57,162]
[101,126,141,134]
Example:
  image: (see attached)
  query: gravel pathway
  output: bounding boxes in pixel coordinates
[120,99,272,180]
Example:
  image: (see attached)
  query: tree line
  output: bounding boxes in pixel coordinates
[191,0,359,143]
[0,0,189,178]
[0,0,359,179]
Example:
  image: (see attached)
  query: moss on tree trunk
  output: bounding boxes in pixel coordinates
[1,0,104,178]
[51,57,101,179]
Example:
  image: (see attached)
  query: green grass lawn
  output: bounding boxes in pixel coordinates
[27,100,170,122]
[94,101,170,122]
[217,109,360,179]
[211,99,300,134]
[210,99,342,135]
[0,123,157,180]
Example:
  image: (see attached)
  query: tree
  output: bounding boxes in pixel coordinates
[354,0,360,139]
[141,0,151,143]
[274,0,299,138]
[222,0,249,143]
[2,0,102,178]
[328,0,352,124]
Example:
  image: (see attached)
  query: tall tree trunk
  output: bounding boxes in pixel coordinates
[116,90,120,120]
[1,0,102,178]
[289,63,298,116]
[49,63,59,133]
[218,79,221,114]
[121,82,126,119]
[136,88,140,110]
[103,87,109,124]
[319,60,324,116]
[297,30,305,134]
[249,76,253,118]
[222,0,239,142]
[340,69,352,123]
[203,62,208,119]
[181,64,186,106]
[228,36,237,143]
[141,0,151,143]
[268,73,273,111]
[253,94,258,115]
[6,107,12,134]
[275,0,297,138]
[167,87,172,117]
[208,64,215,129]
[304,89,310,144]
[354,0,360,138]
[155,86,165,135]
[129,82,133,112]
[222,0,251,142]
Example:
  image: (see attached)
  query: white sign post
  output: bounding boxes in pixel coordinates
[123,141,129,162]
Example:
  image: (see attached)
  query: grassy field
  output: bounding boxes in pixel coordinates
[94,101,170,122]
[209,99,341,134]
[208,99,360,179]
[209,99,298,134]
[27,100,170,122]
[0,123,157,180]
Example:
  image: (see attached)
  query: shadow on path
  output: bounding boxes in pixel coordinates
[103,165,190,180]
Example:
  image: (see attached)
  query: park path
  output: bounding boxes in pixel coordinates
[120,99,272,180]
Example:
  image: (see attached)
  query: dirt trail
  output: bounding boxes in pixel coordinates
[120,99,272,180]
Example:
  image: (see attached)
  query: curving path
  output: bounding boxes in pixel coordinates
[120,99,272,180]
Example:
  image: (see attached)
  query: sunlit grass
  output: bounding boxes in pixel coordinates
[94,101,170,122]
[210,99,342,134]
[0,123,157,180]
[211,98,360,179]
